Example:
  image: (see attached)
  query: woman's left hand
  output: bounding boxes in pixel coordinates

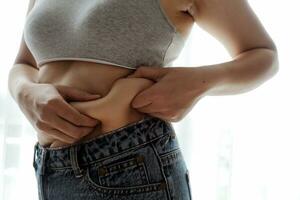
[127,65,220,122]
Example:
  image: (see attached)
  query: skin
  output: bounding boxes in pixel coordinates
[8,0,278,148]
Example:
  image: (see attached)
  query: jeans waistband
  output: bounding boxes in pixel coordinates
[33,115,175,176]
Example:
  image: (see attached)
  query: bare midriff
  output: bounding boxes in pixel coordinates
[34,0,194,148]
[36,60,155,148]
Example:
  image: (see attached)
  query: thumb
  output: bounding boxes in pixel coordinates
[56,85,102,101]
[127,66,168,81]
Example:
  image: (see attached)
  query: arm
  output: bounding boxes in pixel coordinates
[188,0,279,96]
[8,62,39,103]
[8,0,102,144]
[8,0,39,103]
[94,0,279,122]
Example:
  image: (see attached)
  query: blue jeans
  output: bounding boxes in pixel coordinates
[33,115,192,200]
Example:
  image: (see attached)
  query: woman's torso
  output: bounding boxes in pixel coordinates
[31,0,194,147]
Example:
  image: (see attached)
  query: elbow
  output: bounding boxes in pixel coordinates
[249,44,280,83]
[255,42,279,80]
[267,44,279,79]
[267,39,279,69]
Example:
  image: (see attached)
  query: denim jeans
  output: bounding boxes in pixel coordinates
[32,115,192,200]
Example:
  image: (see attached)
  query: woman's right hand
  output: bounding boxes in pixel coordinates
[17,83,102,144]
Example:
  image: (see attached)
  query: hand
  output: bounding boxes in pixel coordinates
[18,83,102,144]
[127,66,217,122]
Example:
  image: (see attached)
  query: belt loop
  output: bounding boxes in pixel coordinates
[70,145,83,178]
[167,122,176,139]
[32,142,39,170]
[40,147,47,175]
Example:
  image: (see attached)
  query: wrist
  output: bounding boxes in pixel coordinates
[16,81,38,105]
[196,64,229,96]
[8,63,39,103]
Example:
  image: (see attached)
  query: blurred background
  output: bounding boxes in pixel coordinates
[0,0,299,199]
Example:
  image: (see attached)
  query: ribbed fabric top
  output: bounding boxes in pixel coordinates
[24,0,187,69]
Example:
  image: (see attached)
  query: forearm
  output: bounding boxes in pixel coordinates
[8,63,39,103]
[201,48,279,96]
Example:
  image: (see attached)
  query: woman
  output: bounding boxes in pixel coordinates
[8,0,278,199]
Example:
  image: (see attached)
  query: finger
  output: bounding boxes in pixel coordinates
[150,111,178,122]
[134,102,168,114]
[131,88,157,109]
[133,102,154,113]
[129,66,168,81]
[148,112,169,122]
[131,82,165,109]
[54,99,99,127]
[153,111,181,122]
[56,85,102,101]
[131,96,153,109]
[36,122,78,144]
[50,114,94,139]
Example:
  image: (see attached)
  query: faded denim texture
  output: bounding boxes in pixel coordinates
[33,115,192,200]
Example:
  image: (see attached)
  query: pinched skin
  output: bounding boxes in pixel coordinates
[48,77,155,148]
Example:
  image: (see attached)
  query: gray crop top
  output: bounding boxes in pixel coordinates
[24,0,187,69]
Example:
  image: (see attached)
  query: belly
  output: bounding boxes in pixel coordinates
[36,61,155,148]
[37,60,134,95]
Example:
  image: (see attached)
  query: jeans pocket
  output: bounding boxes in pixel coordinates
[97,154,149,187]
[82,149,167,195]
